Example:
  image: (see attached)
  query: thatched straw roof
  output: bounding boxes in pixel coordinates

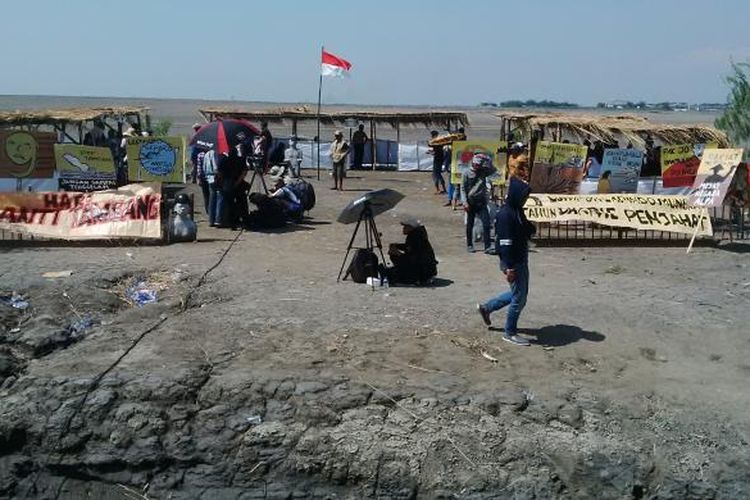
[496,111,729,146]
[200,106,469,128]
[0,106,149,126]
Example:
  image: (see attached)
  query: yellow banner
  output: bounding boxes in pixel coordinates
[127,136,185,182]
[0,183,162,240]
[54,144,117,191]
[524,193,713,237]
[450,140,506,185]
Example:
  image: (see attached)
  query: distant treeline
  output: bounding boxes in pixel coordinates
[596,101,728,111]
[480,100,580,109]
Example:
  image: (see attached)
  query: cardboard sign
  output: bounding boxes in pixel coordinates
[525,193,712,237]
[127,136,185,183]
[54,144,117,192]
[600,148,642,193]
[688,148,744,208]
[661,143,714,188]
[0,183,162,240]
[450,140,505,185]
[0,130,56,179]
[530,141,588,194]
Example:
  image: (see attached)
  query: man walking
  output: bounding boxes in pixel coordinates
[351,124,367,170]
[330,130,349,191]
[461,153,494,253]
[477,176,536,346]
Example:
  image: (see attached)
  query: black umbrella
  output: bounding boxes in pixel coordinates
[337,189,405,224]
[190,119,261,155]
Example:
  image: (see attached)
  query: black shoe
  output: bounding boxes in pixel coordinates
[484,247,497,255]
[477,304,491,326]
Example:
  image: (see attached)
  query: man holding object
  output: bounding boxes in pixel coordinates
[477,177,536,346]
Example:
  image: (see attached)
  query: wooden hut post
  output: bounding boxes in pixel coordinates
[292,119,298,137]
[373,121,378,170]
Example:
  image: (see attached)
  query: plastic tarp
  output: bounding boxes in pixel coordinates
[398,142,434,171]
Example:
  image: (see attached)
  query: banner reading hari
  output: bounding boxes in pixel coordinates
[524,194,712,237]
[0,183,162,240]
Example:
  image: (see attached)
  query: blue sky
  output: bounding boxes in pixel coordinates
[1,0,748,105]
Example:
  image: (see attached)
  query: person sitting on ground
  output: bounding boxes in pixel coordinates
[245,192,288,230]
[269,176,303,220]
[382,216,438,286]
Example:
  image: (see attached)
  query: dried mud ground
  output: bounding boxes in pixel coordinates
[1,171,749,499]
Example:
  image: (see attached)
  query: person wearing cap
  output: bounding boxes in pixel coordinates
[461,152,495,253]
[330,130,350,191]
[477,176,536,346]
[383,216,438,285]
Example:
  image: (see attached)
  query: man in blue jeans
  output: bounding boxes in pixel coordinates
[477,176,536,346]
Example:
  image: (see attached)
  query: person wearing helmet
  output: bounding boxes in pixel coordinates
[461,152,495,253]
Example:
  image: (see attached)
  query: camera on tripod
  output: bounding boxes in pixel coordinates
[246,154,265,173]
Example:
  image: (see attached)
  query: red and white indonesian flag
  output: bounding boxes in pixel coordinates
[321,49,352,77]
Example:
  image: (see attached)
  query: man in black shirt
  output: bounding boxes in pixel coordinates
[351,124,368,170]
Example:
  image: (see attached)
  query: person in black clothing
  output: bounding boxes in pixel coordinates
[219,144,249,228]
[260,121,273,171]
[429,130,447,194]
[351,124,368,169]
[461,152,495,253]
[476,176,536,346]
[383,216,438,285]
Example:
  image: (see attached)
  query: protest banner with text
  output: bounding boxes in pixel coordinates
[530,141,588,194]
[0,183,162,240]
[127,136,185,183]
[688,148,744,208]
[450,140,505,185]
[0,130,56,179]
[661,143,714,188]
[54,144,117,191]
[600,148,642,193]
[524,194,712,237]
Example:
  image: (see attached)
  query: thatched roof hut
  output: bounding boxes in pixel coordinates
[496,111,729,147]
[199,106,469,129]
[0,106,148,127]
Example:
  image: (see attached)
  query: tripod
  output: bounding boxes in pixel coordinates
[337,202,387,283]
[246,155,269,194]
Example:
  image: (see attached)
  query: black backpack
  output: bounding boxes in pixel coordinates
[288,180,316,212]
[345,249,379,283]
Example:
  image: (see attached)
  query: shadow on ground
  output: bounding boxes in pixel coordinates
[521,324,606,346]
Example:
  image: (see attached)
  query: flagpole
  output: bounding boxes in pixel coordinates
[316,46,323,181]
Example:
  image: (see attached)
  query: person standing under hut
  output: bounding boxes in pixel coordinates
[330,130,350,191]
[351,123,368,170]
[477,176,536,346]
[428,131,447,194]
[461,152,494,253]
